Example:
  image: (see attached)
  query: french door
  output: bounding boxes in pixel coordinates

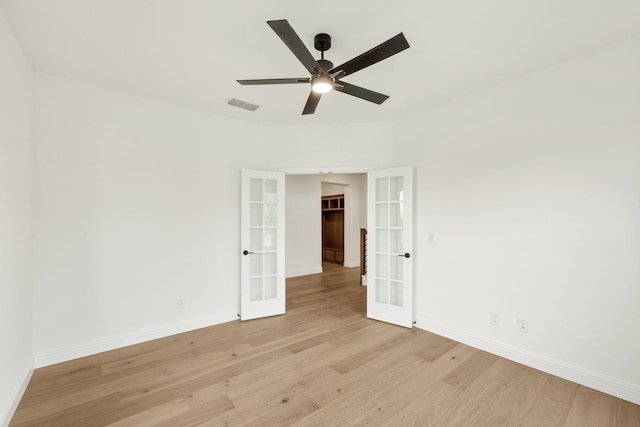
[367,167,414,328]
[240,169,286,320]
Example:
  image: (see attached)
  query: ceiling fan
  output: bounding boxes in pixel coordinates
[237,19,410,115]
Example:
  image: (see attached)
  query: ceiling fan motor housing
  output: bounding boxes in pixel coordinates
[314,33,331,52]
[317,59,334,72]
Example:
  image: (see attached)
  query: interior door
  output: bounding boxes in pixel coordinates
[367,167,413,328]
[240,169,285,320]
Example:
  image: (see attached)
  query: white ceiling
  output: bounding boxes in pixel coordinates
[2,0,639,126]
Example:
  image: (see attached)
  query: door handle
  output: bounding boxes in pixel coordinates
[397,252,411,258]
[243,250,255,256]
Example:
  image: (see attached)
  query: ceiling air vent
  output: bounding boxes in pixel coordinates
[228,98,259,111]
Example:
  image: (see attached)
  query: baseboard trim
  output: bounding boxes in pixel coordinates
[286,267,323,278]
[343,261,360,268]
[34,311,238,368]
[415,317,640,405]
[2,361,33,427]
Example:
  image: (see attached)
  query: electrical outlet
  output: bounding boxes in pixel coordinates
[518,318,528,333]
[490,312,500,326]
[177,299,184,309]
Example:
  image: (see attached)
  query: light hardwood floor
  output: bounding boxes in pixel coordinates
[11,263,640,426]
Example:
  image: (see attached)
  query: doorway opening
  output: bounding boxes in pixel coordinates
[321,190,345,265]
[283,173,366,278]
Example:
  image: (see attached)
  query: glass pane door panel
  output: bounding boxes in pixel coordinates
[264,204,277,226]
[250,255,263,276]
[264,277,277,299]
[264,179,277,203]
[250,229,263,251]
[264,252,277,275]
[376,204,388,227]
[390,256,403,281]
[250,203,263,226]
[264,228,277,250]
[376,254,389,279]
[390,281,403,307]
[250,179,263,202]
[376,279,389,303]
[390,203,403,227]
[250,278,263,301]
[376,229,388,252]
[376,177,388,201]
[390,229,403,254]
[390,177,403,201]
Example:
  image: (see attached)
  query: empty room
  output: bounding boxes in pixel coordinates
[1,1,639,426]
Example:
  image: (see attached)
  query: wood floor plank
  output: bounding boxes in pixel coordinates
[10,263,639,426]
[414,332,458,362]
[292,356,431,426]
[329,328,413,375]
[292,322,403,377]
[285,318,368,353]
[157,395,233,427]
[521,375,580,426]
[564,386,640,427]
[565,386,614,427]
[355,344,478,425]
[235,395,319,427]
[226,367,303,408]
[613,397,640,426]
[105,397,191,427]
[387,380,462,427]
[470,358,547,426]
[345,350,476,425]
[305,344,424,409]
[11,393,123,427]
[441,348,498,391]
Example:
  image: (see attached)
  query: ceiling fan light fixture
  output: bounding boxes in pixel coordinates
[311,74,334,94]
[237,20,410,115]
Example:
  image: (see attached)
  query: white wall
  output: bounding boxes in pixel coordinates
[32,73,392,365]
[321,183,347,197]
[285,175,322,277]
[0,10,34,426]
[393,36,640,403]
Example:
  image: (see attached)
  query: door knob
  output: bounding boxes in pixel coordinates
[397,252,410,258]
[243,250,255,256]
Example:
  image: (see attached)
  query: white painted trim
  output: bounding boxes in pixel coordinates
[286,267,323,278]
[281,166,373,175]
[2,363,33,427]
[34,311,238,368]
[343,261,360,268]
[415,316,640,405]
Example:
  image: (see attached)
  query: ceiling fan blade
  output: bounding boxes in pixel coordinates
[329,33,410,78]
[237,78,310,85]
[335,81,389,104]
[302,91,321,115]
[267,20,320,75]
